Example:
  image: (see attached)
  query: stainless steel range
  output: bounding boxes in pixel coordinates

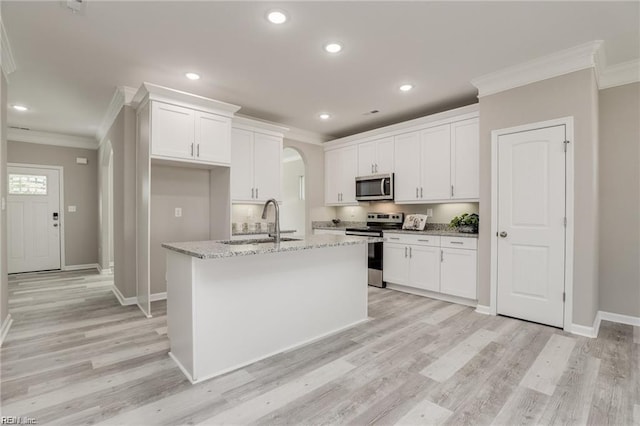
[345,212,404,288]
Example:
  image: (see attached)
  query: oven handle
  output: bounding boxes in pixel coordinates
[345,231,380,237]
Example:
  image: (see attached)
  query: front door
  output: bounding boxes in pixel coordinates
[7,166,62,273]
[496,125,566,328]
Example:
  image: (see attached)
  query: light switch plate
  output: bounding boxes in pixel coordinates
[175,207,182,218]
[68,205,77,212]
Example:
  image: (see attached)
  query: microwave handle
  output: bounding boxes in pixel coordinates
[381,178,385,195]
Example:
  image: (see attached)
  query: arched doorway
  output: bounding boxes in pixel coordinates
[281,147,306,237]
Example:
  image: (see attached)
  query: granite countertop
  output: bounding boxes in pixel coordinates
[383,229,479,238]
[311,221,365,231]
[162,234,383,259]
[232,229,296,236]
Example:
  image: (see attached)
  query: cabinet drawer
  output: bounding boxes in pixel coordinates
[384,233,440,247]
[441,236,477,250]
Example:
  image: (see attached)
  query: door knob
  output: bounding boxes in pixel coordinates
[499,231,507,238]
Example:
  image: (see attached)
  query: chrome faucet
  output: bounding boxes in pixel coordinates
[261,198,281,243]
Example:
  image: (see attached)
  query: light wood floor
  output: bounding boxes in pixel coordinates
[1,270,638,425]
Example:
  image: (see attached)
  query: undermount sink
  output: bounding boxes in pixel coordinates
[221,237,301,245]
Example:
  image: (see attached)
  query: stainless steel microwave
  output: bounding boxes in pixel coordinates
[355,173,394,201]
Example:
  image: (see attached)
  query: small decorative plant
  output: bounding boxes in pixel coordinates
[449,213,479,233]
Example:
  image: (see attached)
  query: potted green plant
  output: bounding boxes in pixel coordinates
[449,213,479,233]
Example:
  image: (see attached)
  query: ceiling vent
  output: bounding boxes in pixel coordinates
[61,0,86,15]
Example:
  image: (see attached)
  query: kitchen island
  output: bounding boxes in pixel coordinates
[162,234,379,383]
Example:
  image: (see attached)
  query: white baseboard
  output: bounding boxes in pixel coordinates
[475,304,491,315]
[97,264,113,275]
[111,285,137,306]
[0,314,13,347]
[570,311,602,338]
[599,310,640,327]
[386,283,476,307]
[150,292,167,302]
[63,263,99,272]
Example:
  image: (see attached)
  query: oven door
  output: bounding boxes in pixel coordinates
[355,174,394,201]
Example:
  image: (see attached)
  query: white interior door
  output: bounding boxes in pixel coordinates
[496,125,566,328]
[8,166,61,273]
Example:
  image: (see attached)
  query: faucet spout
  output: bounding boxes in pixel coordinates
[261,199,281,243]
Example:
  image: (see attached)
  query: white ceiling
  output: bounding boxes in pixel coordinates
[3,1,639,141]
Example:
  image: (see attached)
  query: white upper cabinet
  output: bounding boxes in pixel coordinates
[150,101,231,165]
[195,111,231,164]
[451,118,479,200]
[231,127,283,203]
[394,131,421,202]
[325,145,358,205]
[151,102,195,159]
[420,124,452,201]
[357,137,394,176]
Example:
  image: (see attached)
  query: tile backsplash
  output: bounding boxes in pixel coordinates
[335,202,479,225]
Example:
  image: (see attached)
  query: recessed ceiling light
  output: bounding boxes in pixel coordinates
[319,113,331,120]
[12,105,28,112]
[324,43,342,54]
[267,10,287,24]
[185,72,201,80]
[399,84,414,92]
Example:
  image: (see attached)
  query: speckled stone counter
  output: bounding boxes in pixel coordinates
[311,221,365,231]
[231,229,296,236]
[162,234,383,259]
[383,229,479,238]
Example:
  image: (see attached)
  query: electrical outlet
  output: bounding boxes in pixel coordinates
[68,205,77,213]
[175,207,182,218]
[426,208,433,217]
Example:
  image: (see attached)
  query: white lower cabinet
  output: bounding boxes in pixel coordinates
[383,233,477,300]
[440,247,477,299]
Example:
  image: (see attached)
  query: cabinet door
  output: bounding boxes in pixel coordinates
[394,131,421,202]
[451,118,479,200]
[408,245,441,292]
[195,111,231,165]
[325,149,341,205]
[420,125,451,201]
[253,133,283,202]
[375,137,395,174]
[151,102,194,159]
[339,146,359,204]
[440,248,477,299]
[357,141,377,176]
[231,128,255,201]
[383,243,409,285]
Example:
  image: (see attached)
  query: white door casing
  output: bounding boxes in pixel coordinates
[7,165,62,273]
[492,121,571,329]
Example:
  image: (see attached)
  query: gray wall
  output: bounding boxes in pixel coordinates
[283,139,335,236]
[598,82,640,317]
[7,141,99,267]
[150,165,211,295]
[104,106,137,298]
[479,68,600,327]
[1,73,8,330]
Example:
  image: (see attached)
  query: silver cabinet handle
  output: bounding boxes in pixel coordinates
[409,247,412,258]
[405,247,408,258]
[388,237,400,240]
[417,239,430,242]
[256,188,259,199]
[375,164,378,173]
[450,241,464,245]
[441,249,444,262]
[191,143,194,156]
[420,187,423,198]
[197,144,200,157]
[499,231,508,238]
[251,188,255,199]
[451,185,454,197]
[416,187,419,198]
[371,164,374,174]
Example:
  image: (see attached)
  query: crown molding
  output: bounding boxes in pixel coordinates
[8,128,98,150]
[96,86,137,144]
[598,59,640,90]
[132,82,241,117]
[233,114,289,136]
[284,125,331,145]
[0,18,17,78]
[471,40,603,98]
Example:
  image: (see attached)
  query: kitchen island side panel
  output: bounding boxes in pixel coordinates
[166,250,195,377]
[191,243,368,382]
